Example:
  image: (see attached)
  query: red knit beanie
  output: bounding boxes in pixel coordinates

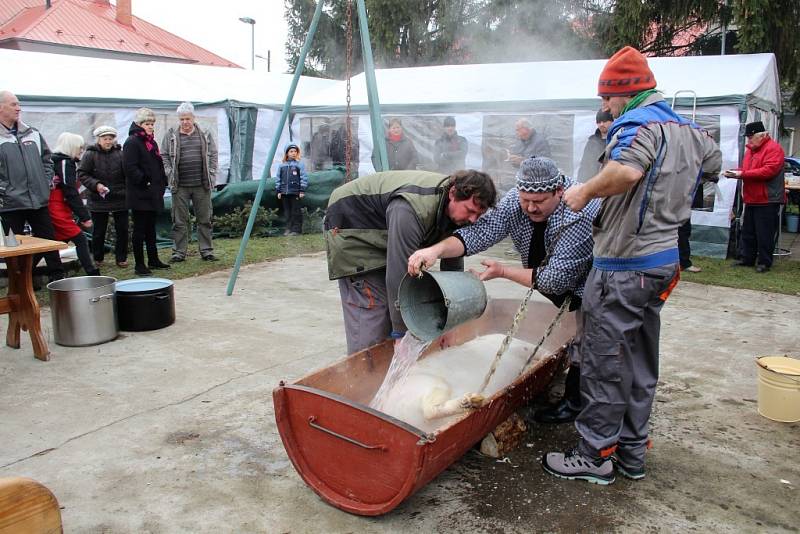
[597,46,657,96]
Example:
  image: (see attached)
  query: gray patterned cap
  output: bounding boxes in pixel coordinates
[516,157,565,193]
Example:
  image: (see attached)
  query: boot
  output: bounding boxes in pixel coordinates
[533,364,581,424]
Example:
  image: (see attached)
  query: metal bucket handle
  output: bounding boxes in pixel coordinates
[89,293,115,304]
[756,355,800,385]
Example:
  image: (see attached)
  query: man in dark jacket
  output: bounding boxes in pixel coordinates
[0,90,64,281]
[724,121,786,272]
[324,169,496,354]
[577,110,613,183]
[434,116,468,174]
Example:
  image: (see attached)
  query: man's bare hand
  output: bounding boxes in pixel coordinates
[408,247,439,276]
[563,183,589,212]
[473,259,505,282]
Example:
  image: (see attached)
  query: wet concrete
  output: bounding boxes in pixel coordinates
[1,251,798,533]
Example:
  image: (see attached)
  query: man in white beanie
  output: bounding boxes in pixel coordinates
[161,101,218,262]
[408,157,600,424]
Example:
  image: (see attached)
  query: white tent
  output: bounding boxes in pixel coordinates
[295,53,781,257]
[1,49,782,257]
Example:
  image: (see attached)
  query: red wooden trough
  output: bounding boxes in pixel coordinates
[273,298,575,516]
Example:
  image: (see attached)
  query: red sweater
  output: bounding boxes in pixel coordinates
[740,136,786,204]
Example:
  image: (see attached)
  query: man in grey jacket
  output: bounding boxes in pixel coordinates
[0,90,64,281]
[576,110,613,183]
[162,102,219,262]
[549,47,721,485]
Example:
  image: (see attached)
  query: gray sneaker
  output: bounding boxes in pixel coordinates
[611,456,646,480]
[542,448,615,485]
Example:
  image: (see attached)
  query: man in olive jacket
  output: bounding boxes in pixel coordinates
[0,90,64,280]
[161,102,219,262]
[324,169,497,354]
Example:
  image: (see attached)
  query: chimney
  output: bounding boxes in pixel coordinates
[116,0,132,26]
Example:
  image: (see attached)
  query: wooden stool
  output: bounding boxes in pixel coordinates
[0,477,62,534]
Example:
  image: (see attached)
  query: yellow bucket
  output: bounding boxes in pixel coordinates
[755,356,800,422]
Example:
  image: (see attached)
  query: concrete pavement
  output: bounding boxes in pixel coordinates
[1,251,798,533]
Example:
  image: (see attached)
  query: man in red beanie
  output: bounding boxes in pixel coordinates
[724,121,786,272]
[548,46,722,485]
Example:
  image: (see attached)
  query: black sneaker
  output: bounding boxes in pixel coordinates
[611,456,646,480]
[732,261,754,267]
[169,255,185,263]
[149,261,171,270]
[201,254,218,261]
[542,448,615,485]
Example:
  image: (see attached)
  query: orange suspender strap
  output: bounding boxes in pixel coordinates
[659,270,681,302]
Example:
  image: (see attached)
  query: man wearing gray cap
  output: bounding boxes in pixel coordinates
[408,157,600,423]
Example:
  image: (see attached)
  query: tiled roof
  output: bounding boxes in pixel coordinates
[0,0,240,67]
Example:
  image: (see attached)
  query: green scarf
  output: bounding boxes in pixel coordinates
[622,89,659,115]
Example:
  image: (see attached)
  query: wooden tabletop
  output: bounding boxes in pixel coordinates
[0,236,67,259]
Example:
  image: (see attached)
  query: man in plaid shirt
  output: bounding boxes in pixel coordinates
[408,157,600,424]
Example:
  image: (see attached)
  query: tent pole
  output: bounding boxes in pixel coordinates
[226,0,325,296]
[356,0,388,171]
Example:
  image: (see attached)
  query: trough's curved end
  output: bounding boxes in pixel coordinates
[273,384,428,516]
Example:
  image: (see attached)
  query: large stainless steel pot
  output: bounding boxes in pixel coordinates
[47,276,118,346]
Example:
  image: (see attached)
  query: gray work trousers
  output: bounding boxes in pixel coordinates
[171,185,213,258]
[575,264,679,466]
[338,269,392,354]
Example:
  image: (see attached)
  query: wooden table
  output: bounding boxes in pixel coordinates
[0,236,67,361]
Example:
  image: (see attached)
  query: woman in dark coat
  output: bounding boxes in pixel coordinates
[122,108,170,276]
[372,118,418,171]
[78,125,129,267]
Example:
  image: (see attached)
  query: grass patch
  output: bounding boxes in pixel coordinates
[679,256,800,296]
[100,234,325,282]
[2,234,325,306]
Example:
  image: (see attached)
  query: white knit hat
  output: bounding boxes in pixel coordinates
[516,157,565,193]
[93,125,118,138]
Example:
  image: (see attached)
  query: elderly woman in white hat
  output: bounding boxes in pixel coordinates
[78,125,129,267]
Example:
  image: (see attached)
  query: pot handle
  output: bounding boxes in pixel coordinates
[153,293,170,301]
[89,293,115,303]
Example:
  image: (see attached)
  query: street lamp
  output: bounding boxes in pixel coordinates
[238,16,256,70]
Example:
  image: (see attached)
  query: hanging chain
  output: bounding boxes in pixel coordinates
[344,0,354,181]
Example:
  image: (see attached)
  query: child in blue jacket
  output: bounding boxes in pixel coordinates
[274,143,308,236]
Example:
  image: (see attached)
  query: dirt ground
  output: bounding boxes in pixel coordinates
[1,250,798,533]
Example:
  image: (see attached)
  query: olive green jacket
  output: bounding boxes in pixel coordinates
[324,170,453,280]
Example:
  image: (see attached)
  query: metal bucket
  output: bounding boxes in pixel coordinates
[398,271,487,341]
[47,276,118,347]
[756,355,800,422]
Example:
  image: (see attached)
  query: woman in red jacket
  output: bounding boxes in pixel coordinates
[49,132,100,276]
[724,121,786,273]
